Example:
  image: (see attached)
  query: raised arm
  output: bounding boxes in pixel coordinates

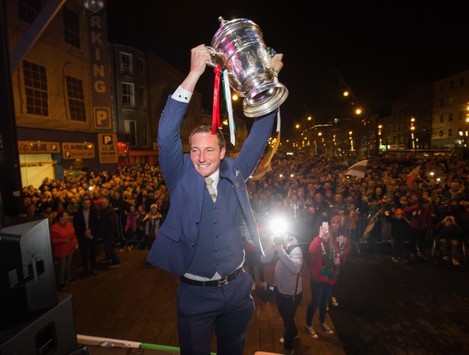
[180,44,212,92]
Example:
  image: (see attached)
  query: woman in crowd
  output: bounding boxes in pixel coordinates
[50,210,79,289]
[304,220,340,339]
[329,215,351,307]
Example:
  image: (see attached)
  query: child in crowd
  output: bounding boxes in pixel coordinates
[143,204,162,249]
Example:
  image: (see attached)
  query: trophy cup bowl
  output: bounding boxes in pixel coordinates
[208,17,288,118]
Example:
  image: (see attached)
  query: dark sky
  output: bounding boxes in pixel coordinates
[106,0,469,132]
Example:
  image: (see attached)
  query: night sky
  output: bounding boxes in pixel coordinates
[106,0,469,135]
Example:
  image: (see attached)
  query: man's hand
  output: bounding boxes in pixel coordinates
[269,53,284,76]
[190,44,212,76]
[181,44,212,92]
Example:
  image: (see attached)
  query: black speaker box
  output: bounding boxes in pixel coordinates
[0,293,78,355]
[0,219,57,329]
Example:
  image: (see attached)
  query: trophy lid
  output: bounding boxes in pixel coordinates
[211,16,261,47]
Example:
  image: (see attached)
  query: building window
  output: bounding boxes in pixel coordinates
[448,129,453,137]
[66,76,86,121]
[124,120,137,147]
[448,113,453,122]
[63,7,80,49]
[139,86,147,109]
[23,60,48,116]
[137,57,145,76]
[120,52,133,74]
[439,130,443,137]
[141,122,148,147]
[18,0,41,24]
[439,115,444,123]
[122,82,135,107]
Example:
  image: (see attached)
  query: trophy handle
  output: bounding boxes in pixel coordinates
[205,46,223,69]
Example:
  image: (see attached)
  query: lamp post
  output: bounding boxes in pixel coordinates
[349,131,354,152]
[410,116,417,154]
[377,124,383,151]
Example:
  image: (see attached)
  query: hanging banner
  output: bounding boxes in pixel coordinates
[87,2,113,130]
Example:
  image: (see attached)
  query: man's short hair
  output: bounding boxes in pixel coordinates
[189,125,226,150]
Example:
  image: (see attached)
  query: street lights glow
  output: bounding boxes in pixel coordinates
[410,116,416,151]
[83,0,104,13]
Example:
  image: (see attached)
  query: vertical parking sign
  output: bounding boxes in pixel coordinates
[98,133,118,164]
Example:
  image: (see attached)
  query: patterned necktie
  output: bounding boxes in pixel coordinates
[205,177,217,202]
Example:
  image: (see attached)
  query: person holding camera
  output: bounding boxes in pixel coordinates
[261,225,303,355]
[304,221,340,339]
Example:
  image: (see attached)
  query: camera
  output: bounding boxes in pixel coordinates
[272,236,283,245]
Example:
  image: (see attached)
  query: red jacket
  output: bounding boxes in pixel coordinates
[308,236,339,285]
[50,221,78,257]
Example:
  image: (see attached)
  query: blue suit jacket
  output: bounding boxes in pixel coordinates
[147,97,276,276]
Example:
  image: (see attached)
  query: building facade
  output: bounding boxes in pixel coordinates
[7,0,116,188]
[431,69,469,149]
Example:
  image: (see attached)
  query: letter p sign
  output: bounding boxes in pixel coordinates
[94,107,111,129]
[102,135,113,145]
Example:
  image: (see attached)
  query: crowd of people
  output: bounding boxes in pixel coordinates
[17,150,468,351]
[248,152,468,263]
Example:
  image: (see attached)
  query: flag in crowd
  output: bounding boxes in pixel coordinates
[362,209,380,241]
[251,131,281,181]
[343,160,368,178]
[406,165,421,186]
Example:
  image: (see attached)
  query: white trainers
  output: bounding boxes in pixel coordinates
[304,324,318,339]
[331,297,339,307]
[320,322,334,335]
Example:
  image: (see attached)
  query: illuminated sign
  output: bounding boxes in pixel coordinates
[62,142,95,159]
[87,6,113,129]
[98,133,118,164]
[18,141,60,153]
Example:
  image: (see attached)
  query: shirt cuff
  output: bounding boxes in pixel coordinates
[171,86,192,103]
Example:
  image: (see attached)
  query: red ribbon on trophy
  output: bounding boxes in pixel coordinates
[212,65,222,134]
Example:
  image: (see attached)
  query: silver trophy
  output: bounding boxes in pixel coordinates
[208,17,288,118]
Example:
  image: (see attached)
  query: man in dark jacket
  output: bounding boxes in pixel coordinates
[97,195,120,268]
[74,196,100,276]
[147,44,283,354]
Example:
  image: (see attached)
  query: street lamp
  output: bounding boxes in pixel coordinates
[349,131,354,151]
[410,116,416,152]
[377,124,383,150]
[83,0,105,13]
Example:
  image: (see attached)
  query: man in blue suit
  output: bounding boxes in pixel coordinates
[147,44,284,354]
